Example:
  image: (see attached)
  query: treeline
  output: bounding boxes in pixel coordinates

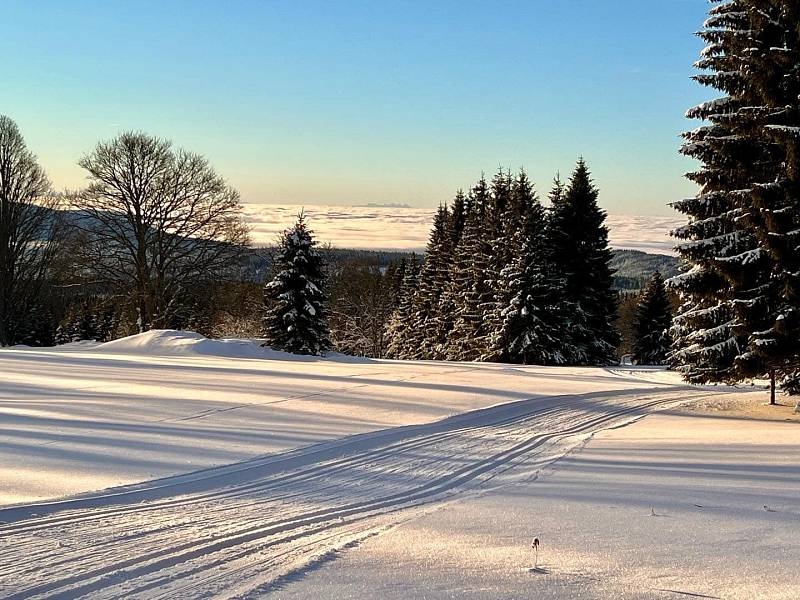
[384,162,622,365]
[1,113,673,365]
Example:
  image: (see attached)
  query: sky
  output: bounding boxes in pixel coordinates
[1,1,710,217]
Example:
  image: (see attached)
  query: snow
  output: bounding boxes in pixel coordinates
[766,125,800,137]
[96,330,278,359]
[275,407,800,600]
[0,331,687,507]
[0,331,792,598]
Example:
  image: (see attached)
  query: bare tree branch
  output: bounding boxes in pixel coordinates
[72,131,250,331]
[0,115,62,346]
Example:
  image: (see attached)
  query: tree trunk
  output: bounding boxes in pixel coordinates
[0,285,8,347]
[770,369,776,406]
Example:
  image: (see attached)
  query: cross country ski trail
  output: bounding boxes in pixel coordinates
[0,383,703,599]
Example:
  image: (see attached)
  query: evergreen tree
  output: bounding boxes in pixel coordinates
[671,2,765,385]
[732,2,800,399]
[95,304,117,342]
[632,272,673,365]
[55,301,95,344]
[75,301,96,341]
[54,322,73,346]
[431,191,468,358]
[481,169,516,360]
[385,253,419,359]
[495,170,568,364]
[387,257,407,308]
[263,214,331,355]
[409,205,450,358]
[447,190,467,249]
[55,297,118,344]
[671,0,796,401]
[446,177,495,361]
[18,304,55,347]
[548,160,620,365]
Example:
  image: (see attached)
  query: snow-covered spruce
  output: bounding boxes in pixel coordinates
[262,213,331,356]
[384,253,420,360]
[547,160,620,365]
[494,170,568,365]
[632,271,672,365]
[446,175,496,362]
[386,161,620,366]
[670,0,800,399]
[407,205,450,360]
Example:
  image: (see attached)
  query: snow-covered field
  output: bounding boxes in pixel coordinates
[0,331,689,507]
[0,331,795,599]
[276,409,800,600]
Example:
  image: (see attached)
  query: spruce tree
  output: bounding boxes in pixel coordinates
[671,1,764,385]
[732,2,800,399]
[385,253,419,359]
[481,169,516,361]
[387,257,407,308]
[432,191,468,358]
[548,160,620,365]
[632,272,673,365]
[18,304,55,347]
[446,177,494,361]
[55,301,95,344]
[496,170,568,364]
[409,205,450,359]
[447,190,467,249]
[671,0,793,399]
[54,323,72,346]
[74,300,99,342]
[263,214,331,355]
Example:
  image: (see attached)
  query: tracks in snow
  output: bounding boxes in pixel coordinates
[0,385,697,599]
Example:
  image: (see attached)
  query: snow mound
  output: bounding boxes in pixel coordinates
[55,340,103,351]
[94,330,284,360]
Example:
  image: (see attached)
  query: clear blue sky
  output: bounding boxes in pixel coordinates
[1,1,710,215]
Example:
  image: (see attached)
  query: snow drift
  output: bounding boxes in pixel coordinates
[92,329,295,360]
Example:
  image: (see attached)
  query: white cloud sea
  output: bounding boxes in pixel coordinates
[242,204,683,255]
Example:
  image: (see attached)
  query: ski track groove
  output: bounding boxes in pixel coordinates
[0,384,700,599]
[0,402,572,535]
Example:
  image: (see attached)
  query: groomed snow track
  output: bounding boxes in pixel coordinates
[0,384,700,599]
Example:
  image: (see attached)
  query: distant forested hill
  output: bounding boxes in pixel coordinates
[316,248,678,291]
[609,250,678,290]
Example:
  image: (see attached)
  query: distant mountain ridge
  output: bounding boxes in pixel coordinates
[357,203,412,209]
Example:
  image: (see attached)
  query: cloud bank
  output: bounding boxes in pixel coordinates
[242,204,683,255]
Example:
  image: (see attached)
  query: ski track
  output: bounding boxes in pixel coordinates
[0,376,704,600]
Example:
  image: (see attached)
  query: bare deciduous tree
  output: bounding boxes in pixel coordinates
[72,132,250,331]
[0,115,61,346]
[328,260,394,358]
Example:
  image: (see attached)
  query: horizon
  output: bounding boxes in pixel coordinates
[1,1,710,217]
[240,203,683,254]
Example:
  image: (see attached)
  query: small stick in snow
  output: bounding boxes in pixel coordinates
[531,537,540,568]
